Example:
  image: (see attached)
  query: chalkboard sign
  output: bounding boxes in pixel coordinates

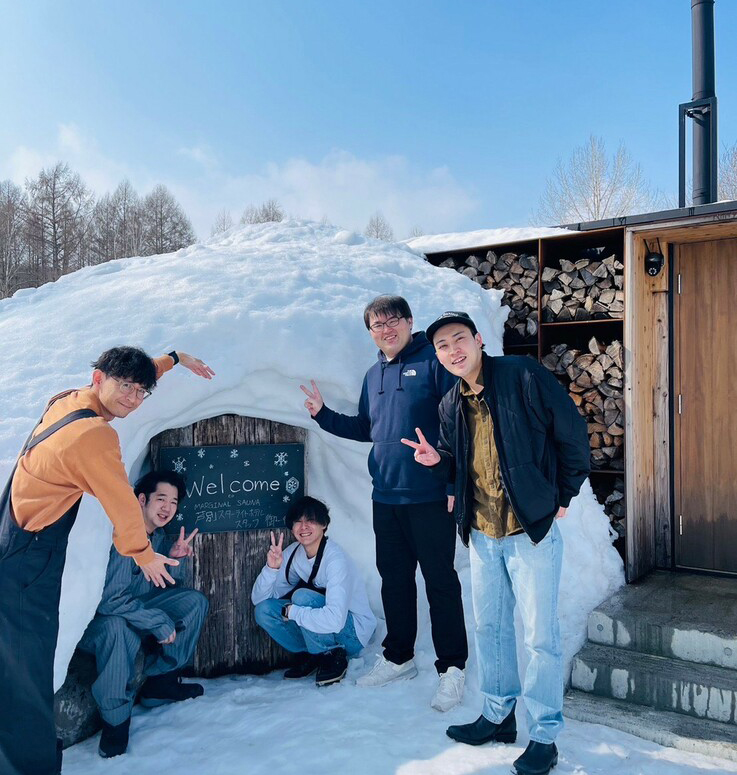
[159,443,305,534]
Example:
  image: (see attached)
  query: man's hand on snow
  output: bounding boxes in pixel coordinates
[401,427,441,467]
[267,530,284,569]
[177,352,216,380]
[300,380,324,417]
[555,507,568,519]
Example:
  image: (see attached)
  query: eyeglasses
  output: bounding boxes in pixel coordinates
[369,316,404,333]
[111,377,152,401]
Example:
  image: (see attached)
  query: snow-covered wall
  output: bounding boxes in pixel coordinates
[0,220,624,689]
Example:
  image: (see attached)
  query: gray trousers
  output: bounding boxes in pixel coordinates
[80,588,208,725]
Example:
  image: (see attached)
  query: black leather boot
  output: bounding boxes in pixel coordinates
[446,702,517,745]
[513,741,558,775]
[139,671,204,707]
[98,717,131,758]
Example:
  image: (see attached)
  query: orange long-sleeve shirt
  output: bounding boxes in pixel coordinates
[11,355,175,566]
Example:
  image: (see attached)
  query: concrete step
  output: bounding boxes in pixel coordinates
[565,689,737,764]
[588,571,737,669]
[571,643,737,725]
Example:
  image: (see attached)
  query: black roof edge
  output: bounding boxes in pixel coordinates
[561,200,737,231]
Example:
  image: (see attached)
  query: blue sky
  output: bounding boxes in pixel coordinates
[1,0,735,239]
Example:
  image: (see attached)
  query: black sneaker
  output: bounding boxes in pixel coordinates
[98,717,131,758]
[315,647,348,687]
[139,671,205,707]
[284,652,320,679]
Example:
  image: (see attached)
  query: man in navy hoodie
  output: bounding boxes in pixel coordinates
[300,295,467,711]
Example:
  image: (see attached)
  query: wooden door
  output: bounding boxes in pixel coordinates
[674,238,737,573]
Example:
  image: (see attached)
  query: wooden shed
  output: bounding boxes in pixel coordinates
[420,200,737,583]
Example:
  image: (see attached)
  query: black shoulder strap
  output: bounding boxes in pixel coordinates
[285,534,329,586]
[21,409,99,457]
[307,535,329,586]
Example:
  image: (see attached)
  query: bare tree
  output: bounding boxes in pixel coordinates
[408,225,424,239]
[25,162,94,280]
[535,135,660,224]
[111,180,144,258]
[719,141,737,202]
[141,184,196,255]
[240,199,284,224]
[210,209,234,236]
[0,180,25,297]
[365,211,394,241]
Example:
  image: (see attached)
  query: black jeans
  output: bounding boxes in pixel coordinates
[373,500,467,674]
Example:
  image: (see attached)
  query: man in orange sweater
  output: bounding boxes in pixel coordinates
[0,345,214,775]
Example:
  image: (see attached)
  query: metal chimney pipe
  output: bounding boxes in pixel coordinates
[691,0,717,204]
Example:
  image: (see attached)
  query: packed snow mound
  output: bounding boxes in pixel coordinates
[404,226,573,254]
[0,219,623,690]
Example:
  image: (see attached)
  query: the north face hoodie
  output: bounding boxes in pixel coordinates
[314,332,456,504]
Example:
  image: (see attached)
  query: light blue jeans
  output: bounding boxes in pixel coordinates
[470,521,564,744]
[254,588,363,656]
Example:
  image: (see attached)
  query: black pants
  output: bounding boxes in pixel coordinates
[373,500,467,674]
[0,502,78,775]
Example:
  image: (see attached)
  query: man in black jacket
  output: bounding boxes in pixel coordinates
[402,311,589,775]
[300,296,467,711]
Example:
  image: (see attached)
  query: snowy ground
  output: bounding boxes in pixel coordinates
[62,650,737,775]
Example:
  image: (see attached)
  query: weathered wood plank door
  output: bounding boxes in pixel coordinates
[150,415,304,676]
[674,238,737,574]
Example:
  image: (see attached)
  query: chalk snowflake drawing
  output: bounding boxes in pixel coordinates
[283,495,291,503]
[286,477,300,495]
[274,451,288,467]
[209,464,214,470]
[176,514,184,522]
[230,449,239,458]
[197,448,205,459]
[172,456,187,474]
[243,461,250,468]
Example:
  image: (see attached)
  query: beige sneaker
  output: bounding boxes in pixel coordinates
[355,655,418,687]
[431,666,465,712]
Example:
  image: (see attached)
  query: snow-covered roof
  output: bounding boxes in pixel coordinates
[404,225,574,255]
[0,220,622,691]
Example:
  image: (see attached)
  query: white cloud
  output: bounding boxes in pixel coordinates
[2,128,480,241]
[177,144,218,172]
[189,150,480,240]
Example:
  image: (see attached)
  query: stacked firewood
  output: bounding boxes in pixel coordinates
[592,477,626,537]
[542,337,624,469]
[439,251,538,342]
[541,253,624,322]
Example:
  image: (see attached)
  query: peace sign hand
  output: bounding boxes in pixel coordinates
[300,380,324,417]
[267,531,284,569]
[169,527,199,558]
[401,427,441,467]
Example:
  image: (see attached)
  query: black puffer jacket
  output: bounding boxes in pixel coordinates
[434,353,590,545]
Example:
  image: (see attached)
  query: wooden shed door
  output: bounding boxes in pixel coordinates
[674,238,737,574]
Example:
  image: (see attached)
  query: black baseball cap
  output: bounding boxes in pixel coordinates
[426,311,479,344]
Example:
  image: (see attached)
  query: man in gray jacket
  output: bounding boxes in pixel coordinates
[79,470,208,759]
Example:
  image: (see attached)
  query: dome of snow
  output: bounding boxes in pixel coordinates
[0,220,624,689]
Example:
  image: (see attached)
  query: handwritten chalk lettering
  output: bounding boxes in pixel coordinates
[161,442,304,533]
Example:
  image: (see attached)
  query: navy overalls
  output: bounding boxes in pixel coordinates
[0,407,98,775]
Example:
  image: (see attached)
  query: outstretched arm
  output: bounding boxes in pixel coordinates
[154,352,216,380]
[301,378,372,442]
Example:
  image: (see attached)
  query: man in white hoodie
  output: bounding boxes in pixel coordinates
[251,496,376,686]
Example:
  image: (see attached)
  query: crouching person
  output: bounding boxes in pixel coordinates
[79,471,209,758]
[252,496,376,687]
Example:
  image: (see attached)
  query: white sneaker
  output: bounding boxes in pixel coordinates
[355,655,418,687]
[431,666,465,712]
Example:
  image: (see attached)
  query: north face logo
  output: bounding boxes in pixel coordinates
[403,369,417,377]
